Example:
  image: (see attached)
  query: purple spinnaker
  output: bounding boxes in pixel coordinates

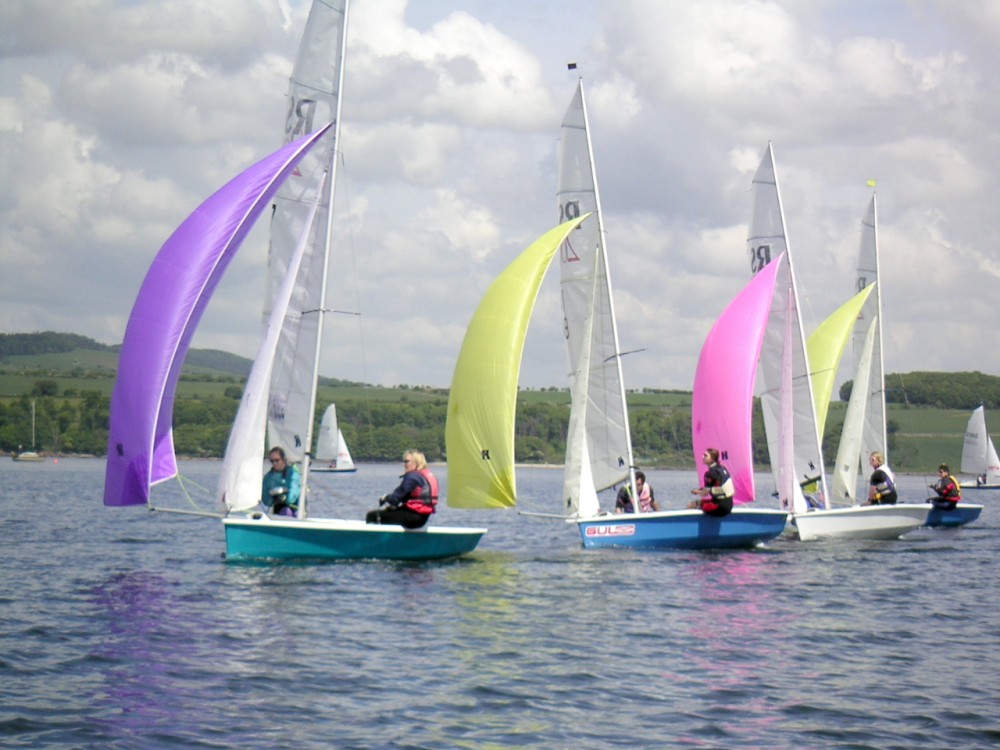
[103,125,331,507]
[691,253,783,504]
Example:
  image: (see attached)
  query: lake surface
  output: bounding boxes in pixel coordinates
[2,458,998,749]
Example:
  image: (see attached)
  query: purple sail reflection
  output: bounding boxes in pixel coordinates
[103,125,331,507]
[691,253,783,504]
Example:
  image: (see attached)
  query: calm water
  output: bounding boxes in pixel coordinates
[2,458,998,749]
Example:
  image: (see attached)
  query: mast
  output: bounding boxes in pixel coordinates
[576,80,637,495]
[298,0,350,517]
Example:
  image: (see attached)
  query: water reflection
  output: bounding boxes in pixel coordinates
[90,570,207,743]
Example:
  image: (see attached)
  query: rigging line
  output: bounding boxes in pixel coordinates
[332,145,376,458]
[176,472,213,513]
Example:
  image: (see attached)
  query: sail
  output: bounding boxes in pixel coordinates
[266,0,348,463]
[692,254,782,503]
[335,428,356,471]
[831,315,877,503]
[557,80,632,514]
[855,195,888,466]
[218,177,324,512]
[446,215,589,509]
[962,405,1000,481]
[746,143,827,503]
[315,403,356,469]
[103,127,331,507]
[316,404,340,461]
[807,283,875,436]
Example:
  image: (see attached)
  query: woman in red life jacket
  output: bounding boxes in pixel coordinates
[366,449,439,529]
[927,463,961,511]
[688,447,734,517]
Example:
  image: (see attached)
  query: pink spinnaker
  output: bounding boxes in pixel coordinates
[691,254,783,503]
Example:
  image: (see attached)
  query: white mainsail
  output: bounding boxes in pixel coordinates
[316,403,340,462]
[747,143,828,506]
[831,315,878,503]
[557,79,632,516]
[854,195,887,470]
[316,403,356,470]
[266,0,348,469]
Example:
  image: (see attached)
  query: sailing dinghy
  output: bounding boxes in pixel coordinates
[11,400,44,462]
[449,79,785,550]
[961,405,1000,490]
[821,196,979,527]
[559,80,786,549]
[223,0,483,560]
[106,0,484,561]
[748,146,927,541]
[310,404,357,473]
[577,254,792,550]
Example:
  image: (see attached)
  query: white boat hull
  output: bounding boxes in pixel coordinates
[790,504,928,542]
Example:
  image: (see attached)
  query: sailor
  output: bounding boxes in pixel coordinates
[262,447,301,516]
[366,449,438,528]
[689,448,734,517]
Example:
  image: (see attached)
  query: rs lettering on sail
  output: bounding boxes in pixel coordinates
[286,97,317,140]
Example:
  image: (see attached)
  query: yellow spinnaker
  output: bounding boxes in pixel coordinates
[446,215,589,508]
[807,282,876,436]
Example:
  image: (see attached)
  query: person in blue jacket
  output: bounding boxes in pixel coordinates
[262,447,301,517]
[366,449,439,528]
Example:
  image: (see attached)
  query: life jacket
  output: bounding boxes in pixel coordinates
[871,469,896,503]
[404,468,439,515]
[941,475,961,501]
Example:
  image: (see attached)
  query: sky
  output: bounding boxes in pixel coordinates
[2,0,1000,392]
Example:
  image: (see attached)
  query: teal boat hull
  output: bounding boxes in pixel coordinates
[223,516,486,561]
[575,508,789,550]
[924,503,983,528]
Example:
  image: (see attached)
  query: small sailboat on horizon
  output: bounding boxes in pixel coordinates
[310,404,357,473]
[11,399,44,462]
[961,404,1000,490]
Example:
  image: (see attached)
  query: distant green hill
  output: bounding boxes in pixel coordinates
[2,331,997,472]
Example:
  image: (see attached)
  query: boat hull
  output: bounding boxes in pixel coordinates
[309,467,358,474]
[790,504,928,542]
[12,452,44,462]
[575,508,789,550]
[223,516,486,561]
[924,503,983,528]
